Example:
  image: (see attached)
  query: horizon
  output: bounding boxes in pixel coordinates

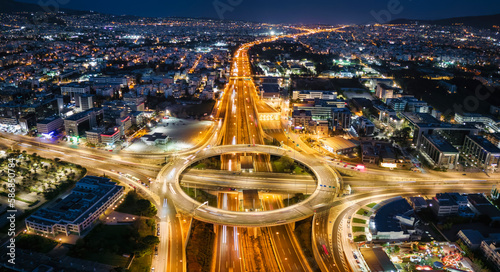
[14,0,500,25]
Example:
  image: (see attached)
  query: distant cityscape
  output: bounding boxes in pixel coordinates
[1,3,500,272]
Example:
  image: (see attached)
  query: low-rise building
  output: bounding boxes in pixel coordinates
[481,241,500,271]
[361,141,379,164]
[321,137,358,155]
[430,193,460,217]
[461,135,500,172]
[371,197,416,240]
[292,110,312,130]
[408,196,428,212]
[141,133,170,145]
[37,116,63,135]
[458,230,484,250]
[100,128,121,147]
[468,194,500,223]
[292,90,337,101]
[419,135,459,169]
[25,176,123,236]
[61,83,90,100]
[331,107,352,130]
[85,129,101,145]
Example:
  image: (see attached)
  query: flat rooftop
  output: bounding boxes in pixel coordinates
[424,135,459,154]
[37,116,61,124]
[374,197,414,232]
[402,112,440,126]
[322,137,358,151]
[26,176,122,226]
[467,135,500,154]
[360,247,397,272]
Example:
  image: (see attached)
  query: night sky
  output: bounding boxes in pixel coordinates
[19,0,500,24]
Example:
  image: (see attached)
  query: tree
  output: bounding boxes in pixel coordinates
[394,245,400,253]
[278,156,295,171]
[137,199,151,211]
[134,242,152,257]
[142,235,160,246]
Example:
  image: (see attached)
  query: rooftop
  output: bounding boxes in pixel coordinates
[424,135,459,154]
[142,132,169,142]
[467,135,500,154]
[402,112,440,126]
[322,137,358,151]
[65,108,102,121]
[26,176,123,227]
[459,229,484,245]
[374,197,414,233]
[360,247,398,272]
[37,115,62,125]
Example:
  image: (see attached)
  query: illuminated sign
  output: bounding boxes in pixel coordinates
[380,163,397,168]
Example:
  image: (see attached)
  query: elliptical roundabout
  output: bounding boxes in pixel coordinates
[157,144,341,227]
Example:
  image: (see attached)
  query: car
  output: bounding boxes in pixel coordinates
[322,244,329,255]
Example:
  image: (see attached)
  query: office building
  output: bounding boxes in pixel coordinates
[60,83,90,100]
[430,193,460,217]
[419,135,459,169]
[37,116,63,135]
[375,83,395,101]
[76,94,95,112]
[100,127,121,146]
[292,90,337,101]
[331,107,352,130]
[64,108,103,137]
[481,241,500,270]
[461,135,500,172]
[25,176,124,236]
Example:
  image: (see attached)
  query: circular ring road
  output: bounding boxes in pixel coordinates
[157,144,340,227]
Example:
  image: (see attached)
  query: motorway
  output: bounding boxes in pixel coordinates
[213,193,244,272]
[5,25,486,272]
[159,144,338,227]
[181,169,315,194]
[262,195,311,272]
[0,134,189,272]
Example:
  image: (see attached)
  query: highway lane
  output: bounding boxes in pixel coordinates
[160,144,338,227]
[0,27,347,272]
[0,138,188,272]
[0,140,160,202]
[154,162,186,272]
[181,169,315,193]
[0,133,164,173]
[262,195,311,272]
[214,193,244,272]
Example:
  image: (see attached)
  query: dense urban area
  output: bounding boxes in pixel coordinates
[1,3,500,272]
